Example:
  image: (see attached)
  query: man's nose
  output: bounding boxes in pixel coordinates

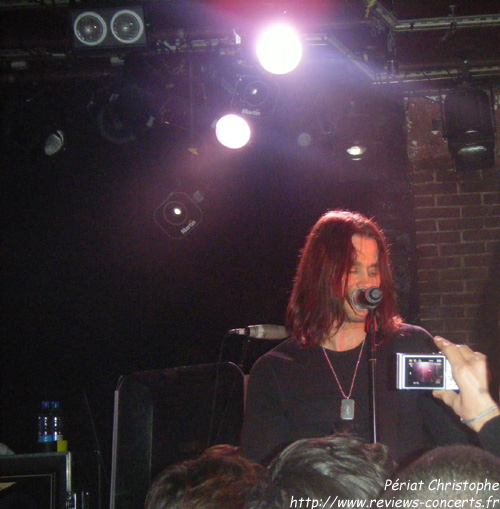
[357,270,375,287]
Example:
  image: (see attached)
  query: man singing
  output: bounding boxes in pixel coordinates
[242,210,474,465]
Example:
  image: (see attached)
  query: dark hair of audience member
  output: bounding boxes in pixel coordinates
[144,444,264,509]
[245,434,395,508]
[383,445,500,503]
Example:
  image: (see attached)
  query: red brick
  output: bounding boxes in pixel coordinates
[440,267,488,280]
[413,157,454,173]
[417,293,442,305]
[450,170,483,182]
[418,281,465,296]
[417,245,439,257]
[444,318,478,330]
[459,179,500,193]
[436,194,482,206]
[410,171,436,184]
[484,216,500,228]
[412,182,459,194]
[442,294,480,305]
[439,217,486,231]
[416,231,461,244]
[462,229,500,242]
[415,219,438,232]
[464,254,496,267]
[440,243,485,256]
[439,331,468,342]
[483,193,500,205]
[440,306,466,318]
[417,281,440,294]
[420,305,443,318]
[435,169,462,182]
[414,195,436,207]
[420,318,445,334]
[465,280,488,293]
[462,205,500,217]
[415,206,461,219]
[439,280,465,293]
[417,257,461,270]
[417,269,441,282]
[486,240,500,252]
[464,306,481,318]
[482,168,499,180]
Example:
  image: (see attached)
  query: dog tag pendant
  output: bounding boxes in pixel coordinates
[341,399,355,420]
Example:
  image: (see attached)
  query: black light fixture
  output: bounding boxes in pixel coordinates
[230,75,279,119]
[442,88,496,172]
[96,84,158,145]
[43,129,66,157]
[154,192,203,239]
[71,7,146,49]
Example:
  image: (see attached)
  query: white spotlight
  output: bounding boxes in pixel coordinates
[346,144,367,160]
[111,10,145,44]
[215,114,251,149]
[74,12,107,46]
[256,24,303,75]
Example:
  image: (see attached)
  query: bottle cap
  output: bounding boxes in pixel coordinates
[57,440,68,452]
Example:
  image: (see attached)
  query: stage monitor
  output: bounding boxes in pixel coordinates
[109,362,244,509]
[0,452,73,509]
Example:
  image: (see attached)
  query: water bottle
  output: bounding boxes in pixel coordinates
[37,400,55,452]
[51,401,64,442]
[37,400,66,452]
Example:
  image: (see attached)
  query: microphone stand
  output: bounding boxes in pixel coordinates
[366,308,378,443]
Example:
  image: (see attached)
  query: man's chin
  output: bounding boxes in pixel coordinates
[345,311,368,323]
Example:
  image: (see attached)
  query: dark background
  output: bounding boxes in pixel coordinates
[1,78,416,489]
[4,0,500,503]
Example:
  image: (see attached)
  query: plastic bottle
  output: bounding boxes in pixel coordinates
[37,400,55,452]
[51,401,64,442]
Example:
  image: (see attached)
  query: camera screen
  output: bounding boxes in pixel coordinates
[404,356,445,388]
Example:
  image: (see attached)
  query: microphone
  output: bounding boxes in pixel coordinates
[351,287,383,311]
[229,324,289,340]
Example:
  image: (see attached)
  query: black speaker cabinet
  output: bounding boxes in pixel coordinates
[0,452,72,509]
[110,362,245,509]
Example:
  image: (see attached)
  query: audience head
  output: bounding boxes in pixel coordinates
[144,444,264,509]
[383,445,500,504]
[245,434,395,508]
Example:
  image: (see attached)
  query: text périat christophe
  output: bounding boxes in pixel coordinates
[385,479,500,495]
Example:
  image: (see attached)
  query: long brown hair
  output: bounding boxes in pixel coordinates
[286,210,401,347]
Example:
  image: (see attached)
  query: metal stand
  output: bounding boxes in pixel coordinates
[366,309,378,443]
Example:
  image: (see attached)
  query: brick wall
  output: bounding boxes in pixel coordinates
[405,95,500,358]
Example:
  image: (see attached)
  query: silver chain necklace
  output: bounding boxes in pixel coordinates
[322,339,365,421]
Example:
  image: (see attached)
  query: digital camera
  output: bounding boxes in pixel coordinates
[396,353,459,390]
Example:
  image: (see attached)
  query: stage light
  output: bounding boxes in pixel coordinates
[43,130,65,156]
[154,192,203,239]
[73,12,108,47]
[96,85,158,145]
[443,88,495,171]
[297,132,313,147]
[111,10,145,44]
[230,75,279,118]
[215,114,252,149]
[72,7,146,49]
[346,144,367,160]
[256,24,303,75]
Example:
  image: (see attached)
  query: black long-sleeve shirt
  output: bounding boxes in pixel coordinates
[242,323,476,465]
[479,415,500,458]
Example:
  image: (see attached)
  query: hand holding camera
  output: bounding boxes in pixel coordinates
[432,336,500,432]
